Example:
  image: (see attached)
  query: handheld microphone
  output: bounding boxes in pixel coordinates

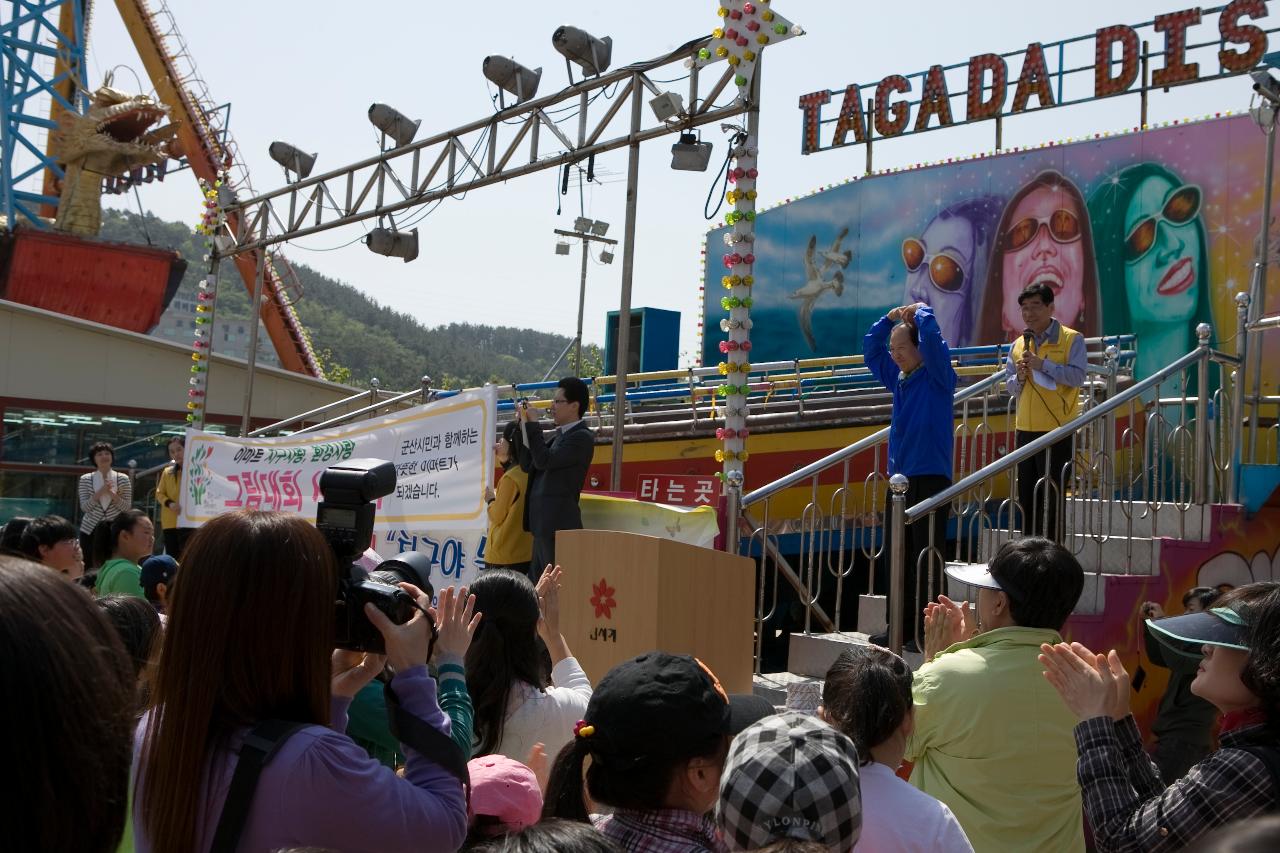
[1022,328,1034,354]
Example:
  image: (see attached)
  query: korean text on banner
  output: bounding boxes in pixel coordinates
[178,387,496,530]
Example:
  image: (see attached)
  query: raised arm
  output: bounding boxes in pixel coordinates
[913,306,957,392]
[863,314,899,390]
[524,424,593,473]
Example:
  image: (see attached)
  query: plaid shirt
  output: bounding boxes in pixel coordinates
[1076,715,1278,852]
[594,809,726,853]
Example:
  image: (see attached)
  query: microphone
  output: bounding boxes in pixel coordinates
[1022,328,1034,353]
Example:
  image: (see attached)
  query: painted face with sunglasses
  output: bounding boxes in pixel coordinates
[903,215,976,347]
[1000,186,1086,337]
[1123,177,1201,323]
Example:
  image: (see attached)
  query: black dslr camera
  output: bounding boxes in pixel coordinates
[316,459,418,653]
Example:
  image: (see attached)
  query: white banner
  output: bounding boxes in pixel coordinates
[178,387,495,530]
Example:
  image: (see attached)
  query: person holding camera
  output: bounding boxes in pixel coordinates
[519,377,596,579]
[133,510,468,853]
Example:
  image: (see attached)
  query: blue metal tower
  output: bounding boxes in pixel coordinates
[0,0,89,228]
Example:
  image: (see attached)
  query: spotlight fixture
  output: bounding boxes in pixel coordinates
[555,240,571,255]
[600,249,615,264]
[1251,69,1280,105]
[483,56,542,108]
[268,142,316,180]
[365,227,418,263]
[650,91,685,122]
[574,216,593,233]
[670,131,713,172]
[589,220,609,236]
[368,103,421,148]
[552,25,612,78]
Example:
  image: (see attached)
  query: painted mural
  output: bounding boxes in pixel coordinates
[702,113,1279,402]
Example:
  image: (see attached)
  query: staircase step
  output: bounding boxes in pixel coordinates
[789,631,871,678]
[947,561,1106,615]
[980,529,1160,576]
[1064,498,1209,540]
[752,671,819,706]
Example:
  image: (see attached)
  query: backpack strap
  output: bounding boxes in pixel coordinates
[209,719,308,853]
[383,681,470,794]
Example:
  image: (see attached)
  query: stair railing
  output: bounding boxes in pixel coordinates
[884,318,1245,655]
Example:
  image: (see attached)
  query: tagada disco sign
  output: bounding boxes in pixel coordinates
[799,2,1279,154]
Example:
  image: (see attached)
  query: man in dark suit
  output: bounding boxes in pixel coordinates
[519,376,596,580]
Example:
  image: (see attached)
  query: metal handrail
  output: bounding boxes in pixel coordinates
[903,344,1207,522]
[743,367,1015,507]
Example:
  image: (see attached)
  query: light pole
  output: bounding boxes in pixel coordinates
[555,217,615,375]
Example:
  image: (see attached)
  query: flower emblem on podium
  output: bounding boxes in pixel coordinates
[591,578,617,620]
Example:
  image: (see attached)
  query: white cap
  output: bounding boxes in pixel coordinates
[943,561,1003,591]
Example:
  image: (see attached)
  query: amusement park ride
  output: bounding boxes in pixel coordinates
[3,2,1280,696]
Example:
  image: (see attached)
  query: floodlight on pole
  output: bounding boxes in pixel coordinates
[600,249,615,264]
[365,227,419,262]
[574,216,593,233]
[670,131,713,172]
[1252,69,1280,105]
[368,103,421,148]
[552,25,612,80]
[483,56,542,108]
[590,220,609,236]
[555,240,571,255]
[268,141,316,181]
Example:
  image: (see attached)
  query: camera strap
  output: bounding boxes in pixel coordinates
[210,719,307,853]
[383,680,471,799]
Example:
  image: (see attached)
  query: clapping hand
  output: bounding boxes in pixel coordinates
[535,564,562,642]
[1039,642,1131,722]
[923,595,975,661]
[430,585,481,661]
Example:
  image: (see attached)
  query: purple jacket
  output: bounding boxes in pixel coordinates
[134,666,467,853]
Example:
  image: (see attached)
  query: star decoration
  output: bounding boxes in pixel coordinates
[692,0,803,89]
[591,578,617,620]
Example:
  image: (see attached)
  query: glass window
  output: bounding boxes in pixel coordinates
[1,407,232,468]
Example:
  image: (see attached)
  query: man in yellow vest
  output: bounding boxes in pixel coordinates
[1004,282,1087,539]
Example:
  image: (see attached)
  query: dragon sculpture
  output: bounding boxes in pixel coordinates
[53,79,178,235]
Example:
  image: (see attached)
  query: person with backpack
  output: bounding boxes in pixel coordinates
[133,510,468,853]
[1040,581,1280,852]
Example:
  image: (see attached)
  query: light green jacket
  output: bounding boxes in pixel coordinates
[97,558,145,599]
[905,626,1085,853]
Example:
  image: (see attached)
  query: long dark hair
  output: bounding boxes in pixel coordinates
[821,646,914,765]
[501,420,525,472]
[98,594,161,712]
[976,169,1101,344]
[139,511,338,853]
[0,555,135,852]
[1217,582,1280,737]
[467,570,545,756]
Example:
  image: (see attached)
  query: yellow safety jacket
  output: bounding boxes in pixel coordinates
[1011,323,1082,432]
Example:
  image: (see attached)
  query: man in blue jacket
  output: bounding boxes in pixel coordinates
[864,303,958,650]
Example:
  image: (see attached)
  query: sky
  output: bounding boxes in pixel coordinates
[64,0,1277,370]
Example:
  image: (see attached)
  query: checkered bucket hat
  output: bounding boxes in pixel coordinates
[717,711,861,852]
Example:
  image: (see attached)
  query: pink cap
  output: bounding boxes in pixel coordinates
[467,755,543,835]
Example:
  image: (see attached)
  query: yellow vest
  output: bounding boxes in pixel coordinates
[486,467,533,564]
[1011,323,1082,432]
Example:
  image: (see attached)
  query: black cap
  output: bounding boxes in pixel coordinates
[1146,606,1251,659]
[578,652,774,766]
[139,554,178,597]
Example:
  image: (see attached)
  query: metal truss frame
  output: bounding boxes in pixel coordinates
[216,35,741,255]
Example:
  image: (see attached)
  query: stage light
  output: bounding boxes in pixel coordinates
[365,227,418,262]
[671,131,713,172]
[555,240,571,255]
[552,25,612,77]
[590,220,610,236]
[650,91,685,122]
[574,216,593,233]
[483,56,542,107]
[368,103,421,147]
[600,249,615,264]
[268,142,316,180]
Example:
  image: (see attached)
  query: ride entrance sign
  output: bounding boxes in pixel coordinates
[177,387,495,530]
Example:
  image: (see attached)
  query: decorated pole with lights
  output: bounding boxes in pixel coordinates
[692,0,802,510]
[188,174,227,431]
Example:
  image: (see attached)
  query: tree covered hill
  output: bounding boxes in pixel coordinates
[99,208,595,389]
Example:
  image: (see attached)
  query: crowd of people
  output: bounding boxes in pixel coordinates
[2,338,1279,851]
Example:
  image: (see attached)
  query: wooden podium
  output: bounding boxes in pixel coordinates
[555,529,755,694]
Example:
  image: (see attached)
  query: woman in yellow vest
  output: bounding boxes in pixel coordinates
[485,420,533,574]
[154,436,192,559]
